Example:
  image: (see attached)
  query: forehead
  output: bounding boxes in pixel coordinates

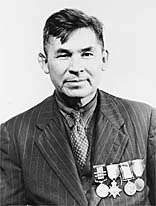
[48,28,101,52]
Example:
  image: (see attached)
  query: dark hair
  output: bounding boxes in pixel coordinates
[43,8,104,55]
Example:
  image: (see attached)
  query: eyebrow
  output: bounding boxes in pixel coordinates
[80,47,94,52]
[55,47,94,54]
[56,48,71,54]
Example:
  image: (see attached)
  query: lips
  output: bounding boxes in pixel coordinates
[64,78,87,83]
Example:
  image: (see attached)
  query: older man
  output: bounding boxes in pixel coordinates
[0,8,156,206]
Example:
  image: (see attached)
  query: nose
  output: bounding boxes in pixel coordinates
[68,57,84,74]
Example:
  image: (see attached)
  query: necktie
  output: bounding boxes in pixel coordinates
[70,111,89,169]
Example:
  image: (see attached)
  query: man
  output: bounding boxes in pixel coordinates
[0,8,156,206]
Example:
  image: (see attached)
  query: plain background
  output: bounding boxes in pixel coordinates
[0,0,156,123]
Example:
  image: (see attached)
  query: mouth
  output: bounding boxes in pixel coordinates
[64,78,87,83]
[64,79,88,88]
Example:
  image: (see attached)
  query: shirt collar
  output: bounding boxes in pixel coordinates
[55,91,97,127]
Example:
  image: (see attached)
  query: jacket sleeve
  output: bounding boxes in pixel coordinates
[0,123,27,206]
[147,107,156,206]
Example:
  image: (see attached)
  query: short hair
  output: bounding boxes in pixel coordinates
[43,8,104,55]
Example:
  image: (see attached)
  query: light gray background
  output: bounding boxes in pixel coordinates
[0,0,156,123]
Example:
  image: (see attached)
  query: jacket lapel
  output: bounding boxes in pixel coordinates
[89,91,130,206]
[94,91,129,165]
[35,95,87,206]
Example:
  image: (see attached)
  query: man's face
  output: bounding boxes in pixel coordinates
[46,28,104,99]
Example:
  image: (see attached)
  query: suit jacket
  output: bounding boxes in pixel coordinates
[0,90,156,206]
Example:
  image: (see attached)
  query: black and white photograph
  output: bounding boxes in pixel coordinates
[0,0,156,205]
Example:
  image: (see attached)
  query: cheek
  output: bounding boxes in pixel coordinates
[47,64,63,87]
[48,62,65,78]
[87,61,103,77]
[90,63,103,86]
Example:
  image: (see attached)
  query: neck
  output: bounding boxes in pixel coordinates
[79,91,97,107]
[55,90,97,109]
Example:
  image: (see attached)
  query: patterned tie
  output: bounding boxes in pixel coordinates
[70,111,89,169]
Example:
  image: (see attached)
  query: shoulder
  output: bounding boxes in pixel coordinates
[99,89,152,110]
[99,90,154,123]
[1,95,54,130]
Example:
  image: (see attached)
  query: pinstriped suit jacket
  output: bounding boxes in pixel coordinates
[0,90,156,206]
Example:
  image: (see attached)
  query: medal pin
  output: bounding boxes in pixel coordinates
[131,159,145,192]
[107,164,122,198]
[120,161,136,196]
[93,164,109,198]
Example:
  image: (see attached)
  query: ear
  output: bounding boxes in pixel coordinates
[38,53,49,74]
[102,49,109,71]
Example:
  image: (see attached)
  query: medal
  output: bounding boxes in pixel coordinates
[96,183,109,198]
[120,161,136,196]
[131,159,145,192]
[109,180,122,198]
[93,164,109,198]
[107,164,121,198]
[135,178,145,191]
[124,181,136,196]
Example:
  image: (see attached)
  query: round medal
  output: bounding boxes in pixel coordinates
[135,178,144,191]
[96,183,109,198]
[124,181,136,196]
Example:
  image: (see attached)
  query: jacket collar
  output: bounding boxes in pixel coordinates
[36,89,125,129]
[97,89,124,129]
[36,94,57,130]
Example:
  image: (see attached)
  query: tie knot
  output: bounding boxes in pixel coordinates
[71,110,81,121]
[71,110,85,127]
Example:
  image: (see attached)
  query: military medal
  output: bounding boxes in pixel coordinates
[96,182,109,198]
[135,178,144,191]
[120,161,136,196]
[107,164,122,198]
[93,164,109,198]
[108,181,122,198]
[124,180,136,196]
[132,159,145,192]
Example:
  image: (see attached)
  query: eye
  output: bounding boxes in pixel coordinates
[56,53,71,59]
[82,52,94,58]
